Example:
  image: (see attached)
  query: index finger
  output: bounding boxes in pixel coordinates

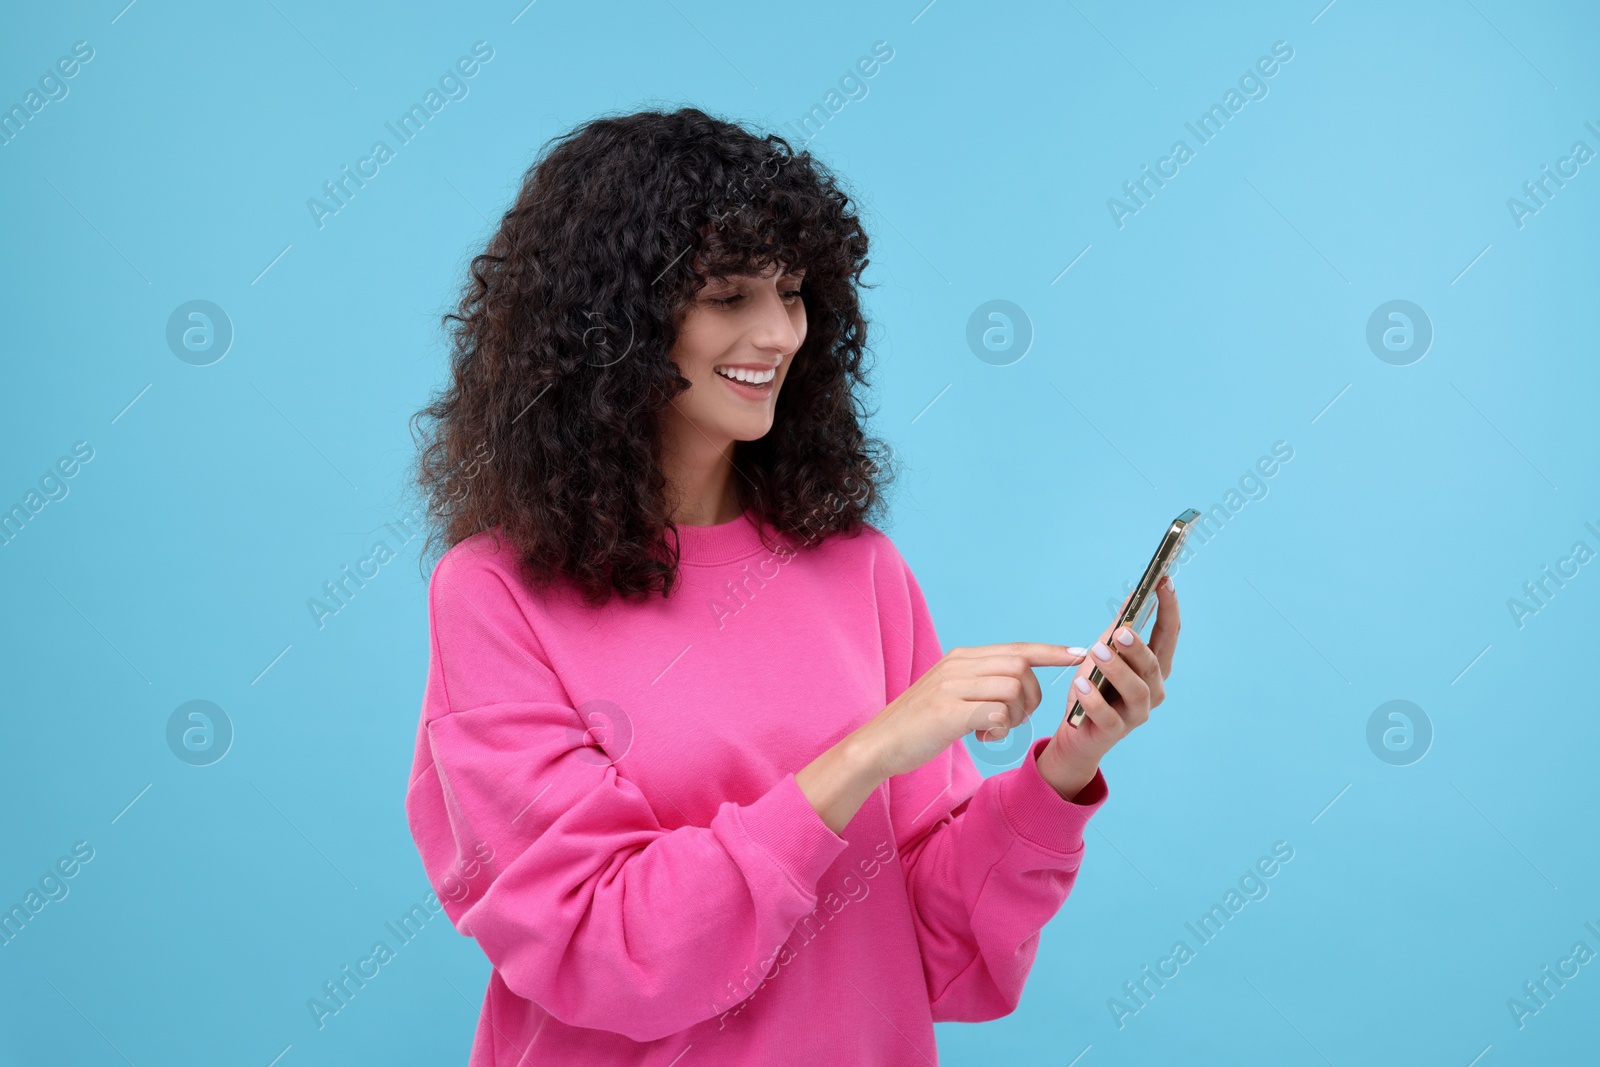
[1148,576,1181,677]
[967,642,1089,667]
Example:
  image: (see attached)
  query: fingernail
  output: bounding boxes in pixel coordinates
[989,710,1006,723]
[1115,627,1134,646]
[1067,646,1088,656]
[1092,642,1112,661]
[1074,676,1091,693]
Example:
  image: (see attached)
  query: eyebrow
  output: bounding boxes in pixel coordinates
[707,268,806,283]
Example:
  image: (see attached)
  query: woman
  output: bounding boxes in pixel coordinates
[404,106,1179,1065]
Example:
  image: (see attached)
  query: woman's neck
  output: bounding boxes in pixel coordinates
[662,439,743,526]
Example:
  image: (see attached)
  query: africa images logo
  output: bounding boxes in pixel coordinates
[1106,41,1295,230]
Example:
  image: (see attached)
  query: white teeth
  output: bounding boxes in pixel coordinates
[715,366,775,385]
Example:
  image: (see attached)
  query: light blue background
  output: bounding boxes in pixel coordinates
[3,1,1596,1064]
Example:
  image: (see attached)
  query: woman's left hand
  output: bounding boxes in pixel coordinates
[1036,576,1180,800]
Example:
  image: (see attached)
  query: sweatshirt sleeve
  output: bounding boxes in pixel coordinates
[403,547,849,1043]
[874,533,1110,1022]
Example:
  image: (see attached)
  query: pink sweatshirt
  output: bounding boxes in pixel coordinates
[404,506,1109,1065]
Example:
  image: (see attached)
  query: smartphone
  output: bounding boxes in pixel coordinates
[1066,508,1200,729]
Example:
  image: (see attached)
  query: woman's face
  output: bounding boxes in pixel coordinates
[664,260,807,449]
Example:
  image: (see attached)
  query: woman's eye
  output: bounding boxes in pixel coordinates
[781,289,803,303]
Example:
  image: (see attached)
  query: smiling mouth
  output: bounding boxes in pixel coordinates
[714,366,776,395]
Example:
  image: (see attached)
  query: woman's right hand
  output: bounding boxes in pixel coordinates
[860,643,1089,779]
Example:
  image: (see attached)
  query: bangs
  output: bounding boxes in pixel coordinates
[678,149,845,295]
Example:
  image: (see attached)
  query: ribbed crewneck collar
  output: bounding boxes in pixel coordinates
[668,505,775,566]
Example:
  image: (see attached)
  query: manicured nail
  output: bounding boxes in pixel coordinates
[1115,627,1134,646]
[1067,646,1088,656]
[1092,642,1112,661]
[1074,676,1091,693]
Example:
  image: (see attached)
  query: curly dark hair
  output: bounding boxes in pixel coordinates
[409,105,900,605]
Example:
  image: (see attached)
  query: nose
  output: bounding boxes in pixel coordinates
[747,287,802,357]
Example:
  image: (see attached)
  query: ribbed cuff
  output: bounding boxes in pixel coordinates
[995,738,1109,856]
[734,773,851,897]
